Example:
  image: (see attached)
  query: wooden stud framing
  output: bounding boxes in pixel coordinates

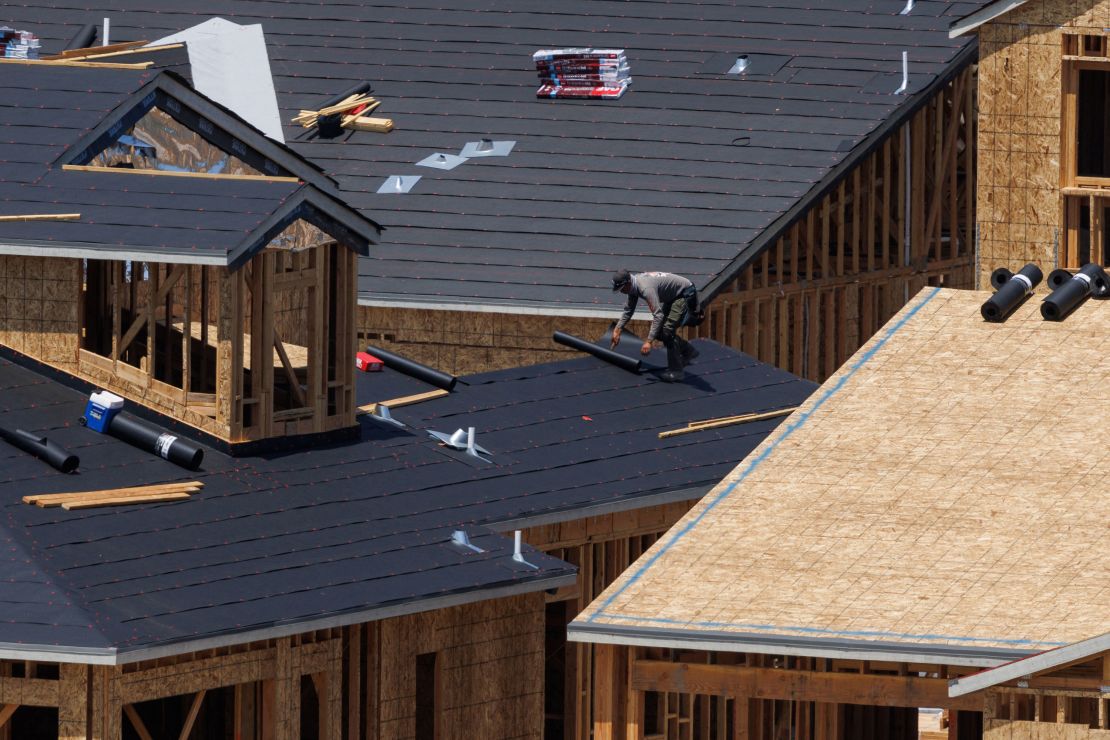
[700,66,975,382]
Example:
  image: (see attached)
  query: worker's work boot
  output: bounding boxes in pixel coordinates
[679,339,699,365]
[662,343,685,382]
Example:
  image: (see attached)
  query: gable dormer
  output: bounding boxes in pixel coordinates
[0,66,379,446]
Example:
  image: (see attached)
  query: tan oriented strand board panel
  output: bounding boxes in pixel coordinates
[375,592,545,740]
[976,16,1065,286]
[358,305,650,375]
[578,288,1110,654]
[0,255,80,365]
[985,720,1110,739]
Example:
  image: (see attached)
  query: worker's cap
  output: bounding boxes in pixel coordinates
[611,270,631,291]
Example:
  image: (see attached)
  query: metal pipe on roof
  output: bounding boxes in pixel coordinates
[365,345,457,390]
[980,263,1043,322]
[62,24,98,51]
[1041,263,1110,321]
[320,82,373,109]
[0,425,79,473]
[552,331,641,373]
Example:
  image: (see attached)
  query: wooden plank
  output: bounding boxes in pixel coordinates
[123,704,154,740]
[116,264,186,360]
[0,705,15,730]
[42,40,149,60]
[593,644,617,740]
[177,690,206,740]
[357,388,450,415]
[659,407,798,438]
[0,214,80,222]
[631,661,985,712]
[342,116,394,133]
[62,491,192,509]
[55,43,182,62]
[0,57,151,69]
[25,482,202,506]
[61,164,300,183]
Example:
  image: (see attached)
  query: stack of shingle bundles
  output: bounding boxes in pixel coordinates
[534,48,630,99]
[0,27,40,59]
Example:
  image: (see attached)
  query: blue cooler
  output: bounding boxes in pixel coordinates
[83,390,124,433]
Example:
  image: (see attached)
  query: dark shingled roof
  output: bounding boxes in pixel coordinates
[0,64,379,268]
[0,338,815,662]
[6,0,986,312]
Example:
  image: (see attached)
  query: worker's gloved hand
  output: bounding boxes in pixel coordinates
[640,341,652,356]
[610,328,621,349]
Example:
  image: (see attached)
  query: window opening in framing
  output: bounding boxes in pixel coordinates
[1063,195,1110,268]
[415,652,438,740]
[1076,69,1110,179]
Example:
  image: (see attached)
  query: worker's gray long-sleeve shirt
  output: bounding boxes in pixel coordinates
[615,272,693,341]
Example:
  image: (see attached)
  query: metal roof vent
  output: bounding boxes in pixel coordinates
[899,0,914,14]
[428,426,491,462]
[460,139,515,158]
[727,55,750,74]
[376,175,420,194]
[417,152,467,170]
[369,404,404,428]
[450,530,484,553]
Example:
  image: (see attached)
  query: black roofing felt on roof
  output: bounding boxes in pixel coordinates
[0,338,814,659]
[5,0,986,312]
[0,65,380,267]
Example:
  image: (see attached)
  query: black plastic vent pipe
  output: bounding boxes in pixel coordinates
[320,82,372,109]
[365,346,457,391]
[1041,263,1110,321]
[0,426,79,473]
[981,263,1043,322]
[106,413,204,470]
[63,24,98,51]
[552,331,641,373]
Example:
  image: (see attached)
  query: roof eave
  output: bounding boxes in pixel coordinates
[567,622,1036,669]
[948,0,1029,38]
[948,630,1110,697]
[0,571,576,666]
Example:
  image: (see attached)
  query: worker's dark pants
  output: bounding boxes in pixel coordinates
[659,288,697,371]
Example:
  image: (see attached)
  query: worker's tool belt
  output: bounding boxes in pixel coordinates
[682,286,706,327]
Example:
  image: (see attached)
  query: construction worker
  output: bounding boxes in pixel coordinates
[610,270,700,382]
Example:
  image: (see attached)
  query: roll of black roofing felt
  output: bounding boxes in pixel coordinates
[321,81,373,109]
[981,263,1043,322]
[63,24,98,51]
[365,345,457,391]
[1041,263,1109,321]
[106,413,204,470]
[552,331,642,373]
[0,426,79,473]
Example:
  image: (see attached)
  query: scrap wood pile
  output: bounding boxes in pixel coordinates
[292,90,393,136]
[23,480,204,510]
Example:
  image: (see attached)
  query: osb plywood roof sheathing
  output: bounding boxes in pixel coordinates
[572,288,1110,665]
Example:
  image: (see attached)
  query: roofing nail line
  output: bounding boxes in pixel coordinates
[585,286,942,625]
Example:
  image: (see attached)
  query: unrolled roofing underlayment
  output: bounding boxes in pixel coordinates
[0,338,814,663]
[570,288,1110,666]
[6,1,990,313]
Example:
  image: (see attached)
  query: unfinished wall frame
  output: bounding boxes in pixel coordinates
[693,65,976,382]
[591,645,986,740]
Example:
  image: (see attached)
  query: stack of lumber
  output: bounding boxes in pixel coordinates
[657,407,797,439]
[291,93,393,134]
[23,481,203,510]
[534,48,630,99]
